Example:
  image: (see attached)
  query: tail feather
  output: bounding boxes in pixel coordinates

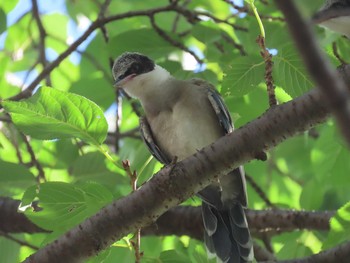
[229,204,251,246]
[202,200,218,236]
[202,202,253,263]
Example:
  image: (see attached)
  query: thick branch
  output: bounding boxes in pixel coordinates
[0,198,332,239]
[0,197,46,234]
[274,0,350,146]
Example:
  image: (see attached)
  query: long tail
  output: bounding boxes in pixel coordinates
[202,202,253,263]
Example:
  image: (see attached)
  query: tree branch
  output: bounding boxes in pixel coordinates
[1,198,333,239]
[0,197,47,234]
[274,0,350,147]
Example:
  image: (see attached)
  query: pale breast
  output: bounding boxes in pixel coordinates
[149,91,224,161]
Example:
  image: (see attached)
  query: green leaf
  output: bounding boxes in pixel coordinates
[0,237,21,263]
[24,182,112,231]
[273,45,314,98]
[0,160,36,196]
[0,0,19,13]
[66,0,99,22]
[41,13,68,42]
[70,151,124,191]
[158,250,189,263]
[192,21,222,45]
[323,202,350,249]
[2,87,108,145]
[222,55,265,97]
[0,8,6,34]
[108,28,176,59]
[276,232,313,259]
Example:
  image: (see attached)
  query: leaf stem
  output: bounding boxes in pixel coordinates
[97,145,123,169]
[247,0,265,38]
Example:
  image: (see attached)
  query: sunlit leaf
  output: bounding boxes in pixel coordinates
[24,182,112,231]
[274,45,314,98]
[3,87,108,145]
[222,55,264,97]
[323,202,350,249]
[108,28,176,59]
[0,160,36,196]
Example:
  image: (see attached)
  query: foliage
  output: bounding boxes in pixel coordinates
[0,0,350,262]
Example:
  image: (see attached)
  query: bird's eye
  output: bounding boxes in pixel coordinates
[132,63,140,73]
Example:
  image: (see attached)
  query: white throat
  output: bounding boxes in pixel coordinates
[121,65,171,100]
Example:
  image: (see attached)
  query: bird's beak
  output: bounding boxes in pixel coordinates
[113,78,123,88]
[113,73,137,88]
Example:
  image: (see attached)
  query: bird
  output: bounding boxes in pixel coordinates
[112,52,253,263]
[312,0,350,38]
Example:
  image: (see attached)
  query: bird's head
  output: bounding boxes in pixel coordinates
[112,52,155,87]
[112,52,170,99]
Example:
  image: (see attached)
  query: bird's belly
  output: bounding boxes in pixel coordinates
[150,105,223,161]
[321,16,350,38]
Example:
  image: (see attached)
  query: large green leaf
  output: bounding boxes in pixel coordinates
[70,151,125,192]
[192,21,222,45]
[222,55,265,97]
[2,87,108,145]
[273,45,314,98]
[0,160,36,196]
[23,182,113,231]
[158,250,189,263]
[108,28,176,59]
[0,0,19,13]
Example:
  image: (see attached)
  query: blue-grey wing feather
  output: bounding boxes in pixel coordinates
[189,78,233,134]
[139,116,170,165]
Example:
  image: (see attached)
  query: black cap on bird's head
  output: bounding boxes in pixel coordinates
[112,52,155,87]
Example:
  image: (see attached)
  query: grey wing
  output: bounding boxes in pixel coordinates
[189,78,233,134]
[207,88,233,134]
[139,116,170,165]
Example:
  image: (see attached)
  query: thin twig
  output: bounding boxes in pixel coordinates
[8,124,24,164]
[245,174,276,208]
[171,0,191,33]
[332,41,347,65]
[0,231,39,250]
[195,10,248,31]
[222,0,284,21]
[20,134,46,183]
[261,234,274,254]
[221,33,246,56]
[98,0,112,42]
[150,15,203,64]
[31,0,51,86]
[122,160,143,263]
